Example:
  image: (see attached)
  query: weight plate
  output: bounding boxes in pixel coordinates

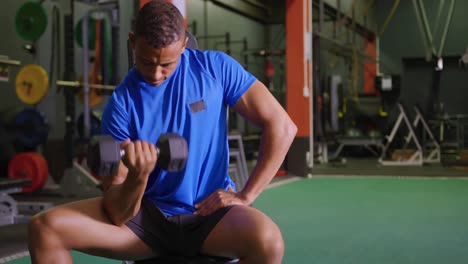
[15,2,47,42]
[0,107,50,150]
[13,108,49,149]
[15,64,49,105]
[74,17,97,50]
[8,152,48,193]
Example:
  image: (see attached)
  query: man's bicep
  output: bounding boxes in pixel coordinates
[232,80,286,128]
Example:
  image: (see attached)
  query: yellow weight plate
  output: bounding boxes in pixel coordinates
[15,64,49,105]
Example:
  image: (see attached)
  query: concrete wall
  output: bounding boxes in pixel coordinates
[377,0,468,116]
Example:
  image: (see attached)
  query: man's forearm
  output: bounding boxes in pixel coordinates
[102,174,148,226]
[240,120,297,204]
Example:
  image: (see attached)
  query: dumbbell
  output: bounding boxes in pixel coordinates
[87,133,188,177]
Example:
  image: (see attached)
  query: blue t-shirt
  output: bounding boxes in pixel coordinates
[101,49,256,216]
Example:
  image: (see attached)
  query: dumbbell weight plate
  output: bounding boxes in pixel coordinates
[157,133,188,172]
[88,134,188,177]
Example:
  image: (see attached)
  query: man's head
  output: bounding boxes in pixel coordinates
[129,0,188,86]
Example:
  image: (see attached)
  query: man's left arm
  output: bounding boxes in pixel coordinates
[194,80,297,215]
[232,80,297,204]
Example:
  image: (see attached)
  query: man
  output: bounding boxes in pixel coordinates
[28,1,297,263]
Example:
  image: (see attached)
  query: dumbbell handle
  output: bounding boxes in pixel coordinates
[118,148,160,159]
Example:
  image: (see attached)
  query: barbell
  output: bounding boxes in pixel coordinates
[13,63,117,106]
[0,58,21,66]
[56,80,116,91]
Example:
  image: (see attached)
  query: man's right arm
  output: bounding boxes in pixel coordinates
[100,140,157,226]
[101,162,148,226]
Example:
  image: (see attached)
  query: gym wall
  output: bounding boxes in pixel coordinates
[377,0,468,116]
[0,0,271,180]
[0,0,270,141]
[186,0,269,135]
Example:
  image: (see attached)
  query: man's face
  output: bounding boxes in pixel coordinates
[129,32,187,86]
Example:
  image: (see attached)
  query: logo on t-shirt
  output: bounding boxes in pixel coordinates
[189,99,206,113]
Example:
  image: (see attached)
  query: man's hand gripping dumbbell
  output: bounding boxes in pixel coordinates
[87,133,188,177]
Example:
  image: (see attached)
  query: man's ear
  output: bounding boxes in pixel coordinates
[180,36,188,53]
[128,32,136,50]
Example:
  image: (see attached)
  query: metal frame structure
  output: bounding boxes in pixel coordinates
[60,161,102,198]
[379,103,441,166]
[308,0,378,170]
[78,1,120,139]
[379,104,423,166]
[412,0,456,61]
[228,134,249,190]
[0,179,53,227]
[306,0,313,170]
[413,106,441,163]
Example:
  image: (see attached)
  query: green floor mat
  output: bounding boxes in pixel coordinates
[4,250,120,264]
[254,177,468,264]
[7,177,468,264]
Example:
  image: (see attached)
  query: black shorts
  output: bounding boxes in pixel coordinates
[126,199,234,257]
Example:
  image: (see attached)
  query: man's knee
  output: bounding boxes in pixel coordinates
[28,210,62,247]
[29,213,46,237]
[233,207,285,259]
[252,222,284,259]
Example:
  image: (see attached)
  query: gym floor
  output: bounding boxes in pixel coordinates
[2,159,468,263]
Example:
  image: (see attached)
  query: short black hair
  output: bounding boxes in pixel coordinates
[134,0,185,49]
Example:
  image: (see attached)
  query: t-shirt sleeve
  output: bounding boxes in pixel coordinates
[213,52,257,106]
[101,93,130,141]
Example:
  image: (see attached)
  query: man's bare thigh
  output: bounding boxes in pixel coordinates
[33,197,157,260]
[200,206,281,259]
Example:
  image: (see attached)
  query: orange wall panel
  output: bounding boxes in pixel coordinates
[286,0,310,137]
[363,38,377,94]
